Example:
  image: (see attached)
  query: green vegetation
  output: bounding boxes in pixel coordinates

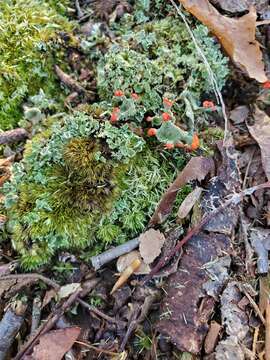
[2,1,230,269]
[0,0,72,130]
[3,111,178,269]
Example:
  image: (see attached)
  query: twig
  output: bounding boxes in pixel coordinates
[120,304,140,351]
[0,128,28,145]
[170,0,230,143]
[142,182,270,284]
[0,273,60,291]
[14,287,82,360]
[75,0,84,18]
[30,296,42,336]
[252,327,259,360]
[90,237,139,270]
[55,65,87,94]
[238,284,265,325]
[0,301,27,360]
[77,299,125,325]
[76,340,120,356]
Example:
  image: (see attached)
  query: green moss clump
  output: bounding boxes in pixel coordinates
[3,111,179,269]
[0,0,73,130]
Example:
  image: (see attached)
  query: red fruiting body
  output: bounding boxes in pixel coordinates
[131,93,139,100]
[147,128,157,136]
[162,112,171,121]
[263,81,270,89]
[146,116,153,122]
[203,100,216,110]
[110,112,118,122]
[164,143,174,149]
[114,90,124,97]
[110,107,120,122]
[190,133,200,150]
[163,98,173,107]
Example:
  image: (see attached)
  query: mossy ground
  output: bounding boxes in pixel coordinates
[0,0,72,130]
[1,1,229,269]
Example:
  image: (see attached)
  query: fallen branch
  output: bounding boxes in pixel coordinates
[0,128,28,145]
[142,181,270,284]
[55,65,87,94]
[78,299,126,326]
[0,273,60,291]
[14,287,82,360]
[0,301,27,360]
[91,237,139,270]
[14,278,99,359]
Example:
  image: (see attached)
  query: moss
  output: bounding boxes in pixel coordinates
[3,111,181,269]
[0,0,73,130]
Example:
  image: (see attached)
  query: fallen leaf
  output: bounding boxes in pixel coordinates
[247,107,270,181]
[24,327,81,360]
[117,250,151,275]
[177,186,203,219]
[179,0,268,82]
[58,283,81,300]
[42,289,57,308]
[149,157,214,225]
[139,229,166,264]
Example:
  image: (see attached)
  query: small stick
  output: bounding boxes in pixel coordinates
[55,65,86,94]
[90,237,139,270]
[0,273,60,291]
[142,182,270,284]
[75,0,84,18]
[0,128,28,145]
[0,301,27,360]
[252,327,259,360]
[77,299,125,326]
[76,340,120,356]
[14,288,82,360]
[30,296,42,335]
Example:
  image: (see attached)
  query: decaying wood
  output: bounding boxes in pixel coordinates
[0,128,28,145]
[204,321,222,354]
[0,301,27,360]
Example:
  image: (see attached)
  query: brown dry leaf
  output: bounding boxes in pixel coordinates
[117,250,151,275]
[247,107,270,181]
[24,327,81,360]
[177,186,203,220]
[179,0,268,82]
[139,229,166,264]
[149,157,214,225]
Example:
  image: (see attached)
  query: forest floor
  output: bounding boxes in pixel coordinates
[1,0,270,359]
